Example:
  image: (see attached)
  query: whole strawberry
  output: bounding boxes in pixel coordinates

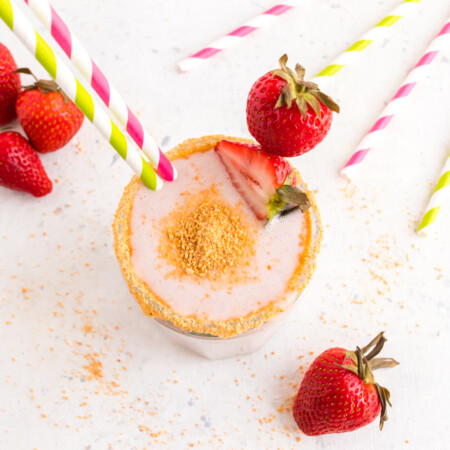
[15,72,83,153]
[293,332,399,436]
[246,54,339,157]
[0,131,52,197]
[0,43,21,125]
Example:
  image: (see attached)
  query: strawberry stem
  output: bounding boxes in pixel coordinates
[375,383,392,430]
[339,332,399,431]
[14,68,69,103]
[362,332,387,358]
[271,54,339,119]
[15,67,37,82]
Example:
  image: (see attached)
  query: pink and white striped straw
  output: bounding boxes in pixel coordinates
[23,0,176,182]
[178,1,299,73]
[341,18,450,180]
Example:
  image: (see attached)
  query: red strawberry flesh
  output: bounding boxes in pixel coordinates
[293,347,381,436]
[0,131,52,197]
[247,75,333,156]
[0,43,21,125]
[214,140,291,220]
[293,332,399,436]
[16,86,84,153]
[246,54,339,157]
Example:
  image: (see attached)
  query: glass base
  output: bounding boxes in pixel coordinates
[154,309,290,360]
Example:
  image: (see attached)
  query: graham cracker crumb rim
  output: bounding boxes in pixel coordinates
[112,135,323,338]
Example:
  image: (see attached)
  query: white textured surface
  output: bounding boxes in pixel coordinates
[0,0,449,448]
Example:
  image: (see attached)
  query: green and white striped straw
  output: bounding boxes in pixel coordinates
[0,0,162,190]
[313,0,422,80]
[417,154,450,236]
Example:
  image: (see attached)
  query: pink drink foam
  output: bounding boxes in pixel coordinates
[129,149,308,322]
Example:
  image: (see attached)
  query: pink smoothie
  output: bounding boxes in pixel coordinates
[129,149,309,322]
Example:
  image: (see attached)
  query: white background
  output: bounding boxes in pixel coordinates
[1,0,449,448]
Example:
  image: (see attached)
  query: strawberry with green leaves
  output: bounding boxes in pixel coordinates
[246,54,339,157]
[293,332,399,436]
[215,140,310,221]
[15,69,83,153]
[0,43,21,125]
[0,131,52,197]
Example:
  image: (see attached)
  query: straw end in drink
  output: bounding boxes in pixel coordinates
[154,175,164,191]
[171,165,178,180]
[157,156,178,182]
[140,165,164,191]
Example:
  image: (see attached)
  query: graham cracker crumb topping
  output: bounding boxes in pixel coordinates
[160,187,255,278]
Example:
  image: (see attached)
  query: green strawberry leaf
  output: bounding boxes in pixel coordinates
[276,185,311,212]
[314,90,340,113]
[305,94,322,119]
[271,55,340,117]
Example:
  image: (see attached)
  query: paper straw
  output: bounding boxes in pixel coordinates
[178,0,421,74]
[0,0,162,190]
[341,18,450,180]
[178,1,299,73]
[417,154,450,236]
[312,0,422,81]
[22,0,176,182]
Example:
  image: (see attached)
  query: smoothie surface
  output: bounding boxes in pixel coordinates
[129,149,309,321]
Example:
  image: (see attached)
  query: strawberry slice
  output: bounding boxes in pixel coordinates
[215,140,293,220]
